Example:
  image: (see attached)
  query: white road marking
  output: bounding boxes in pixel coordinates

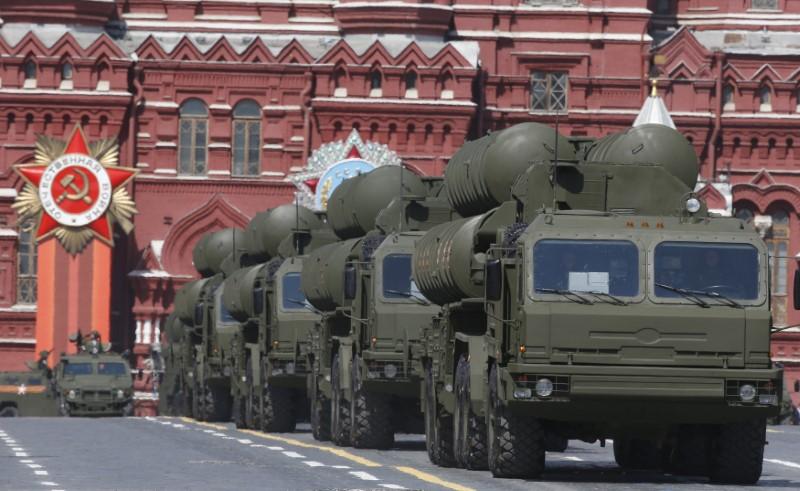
[282,451,305,459]
[172,424,185,428]
[34,471,48,476]
[331,465,351,469]
[12,447,24,451]
[27,464,43,469]
[237,439,253,444]
[381,485,406,490]
[212,433,226,437]
[250,444,266,448]
[40,482,58,487]
[20,460,34,464]
[563,456,584,462]
[267,446,284,451]
[221,437,236,440]
[160,421,171,425]
[765,458,800,470]
[303,461,325,467]
[349,471,379,481]
[203,429,215,433]
[16,452,29,457]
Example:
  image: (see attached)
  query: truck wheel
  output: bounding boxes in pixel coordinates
[424,362,454,467]
[262,385,296,432]
[0,406,19,417]
[330,354,351,446]
[453,355,487,469]
[488,403,545,478]
[246,379,261,430]
[311,380,331,441]
[204,385,232,422]
[350,356,394,449]
[613,438,661,470]
[709,418,766,484]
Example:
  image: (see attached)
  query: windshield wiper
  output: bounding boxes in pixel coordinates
[654,283,710,308]
[286,298,320,314]
[585,291,628,306]
[535,288,594,305]
[384,289,430,306]
[689,289,743,309]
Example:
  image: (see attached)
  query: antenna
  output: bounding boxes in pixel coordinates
[552,113,560,212]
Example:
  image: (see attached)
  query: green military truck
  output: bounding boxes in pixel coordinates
[55,334,133,417]
[159,313,192,416]
[414,122,783,484]
[303,167,463,448]
[222,204,336,431]
[0,352,58,417]
[172,228,244,421]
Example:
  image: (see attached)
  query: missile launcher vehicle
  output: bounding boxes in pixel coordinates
[223,204,337,431]
[414,123,784,484]
[303,167,464,448]
[172,227,244,421]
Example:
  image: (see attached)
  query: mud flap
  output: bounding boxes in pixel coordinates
[454,332,489,417]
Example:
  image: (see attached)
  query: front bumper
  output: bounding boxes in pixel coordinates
[501,364,782,424]
[67,399,130,417]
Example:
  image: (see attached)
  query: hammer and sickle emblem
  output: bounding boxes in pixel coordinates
[56,168,92,205]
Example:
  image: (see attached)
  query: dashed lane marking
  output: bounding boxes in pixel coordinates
[303,461,325,467]
[20,460,34,464]
[176,417,474,491]
[15,452,29,457]
[349,471,379,481]
[40,482,58,487]
[250,444,266,448]
[394,466,476,491]
[34,471,48,476]
[767,429,784,434]
[282,451,306,459]
[765,458,800,470]
[266,446,284,451]
[381,485,406,490]
[12,447,24,451]
[331,465,351,469]
[27,464,42,469]
[237,439,253,444]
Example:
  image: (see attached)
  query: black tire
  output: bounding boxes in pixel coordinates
[311,377,331,441]
[424,361,454,467]
[545,434,569,453]
[613,438,662,470]
[709,418,766,485]
[246,364,261,430]
[262,385,296,432]
[0,406,19,417]
[350,356,394,449]
[453,355,487,470]
[487,364,545,478]
[330,354,351,446]
[204,384,232,422]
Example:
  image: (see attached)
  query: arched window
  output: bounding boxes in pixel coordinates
[23,59,37,88]
[17,219,37,304]
[722,84,735,111]
[404,71,418,99]
[232,100,261,177]
[178,99,208,176]
[60,62,74,90]
[369,70,382,97]
[334,68,347,97]
[759,86,772,112]
[439,72,454,100]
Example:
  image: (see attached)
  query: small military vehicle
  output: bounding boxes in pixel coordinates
[55,332,133,417]
[0,351,58,417]
[413,122,783,484]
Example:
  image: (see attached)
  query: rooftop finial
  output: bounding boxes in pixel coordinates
[650,78,658,97]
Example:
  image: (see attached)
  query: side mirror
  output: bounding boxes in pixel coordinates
[485,259,502,302]
[344,264,357,300]
[253,287,264,316]
[794,270,800,310]
[194,303,204,326]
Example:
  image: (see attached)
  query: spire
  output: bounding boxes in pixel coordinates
[634,79,676,129]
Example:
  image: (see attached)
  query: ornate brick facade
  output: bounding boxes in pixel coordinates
[1,0,799,410]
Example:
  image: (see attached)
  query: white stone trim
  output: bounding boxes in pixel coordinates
[0,228,18,237]
[155,141,177,148]
[123,20,339,32]
[142,100,179,109]
[208,143,231,149]
[313,96,476,107]
[0,188,18,198]
[0,338,36,345]
[0,88,129,97]
[453,30,651,42]
[263,105,303,111]
[153,168,178,175]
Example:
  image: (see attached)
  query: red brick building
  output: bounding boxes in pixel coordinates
[0,0,798,410]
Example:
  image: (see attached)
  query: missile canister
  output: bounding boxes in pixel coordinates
[584,123,699,189]
[245,204,324,262]
[192,228,245,277]
[301,239,360,311]
[444,122,575,217]
[326,166,427,239]
[164,313,185,344]
[221,264,266,323]
[412,215,485,305]
[174,278,210,324]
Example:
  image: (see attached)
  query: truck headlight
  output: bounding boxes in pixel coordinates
[384,364,398,379]
[535,378,554,398]
[739,384,756,402]
[67,389,77,400]
[116,389,125,399]
[685,197,701,213]
[285,362,295,375]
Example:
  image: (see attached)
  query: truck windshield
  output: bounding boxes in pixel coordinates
[383,254,428,303]
[654,242,759,300]
[533,239,639,297]
[63,363,93,375]
[282,273,308,310]
[215,287,237,323]
[97,362,128,376]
